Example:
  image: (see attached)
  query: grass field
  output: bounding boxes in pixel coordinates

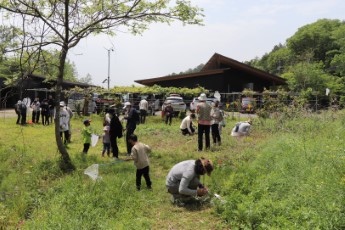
[0,110,344,229]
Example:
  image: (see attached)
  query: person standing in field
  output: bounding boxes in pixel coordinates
[81,119,92,154]
[14,100,22,125]
[48,95,55,124]
[128,134,152,191]
[164,102,174,125]
[40,99,50,125]
[102,121,111,157]
[211,101,223,145]
[20,99,27,125]
[139,98,148,124]
[58,101,70,144]
[31,97,41,123]
[123,102,138,156]
[109,110,123,159]
[196,93,212,151]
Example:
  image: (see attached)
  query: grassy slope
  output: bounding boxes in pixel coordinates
[0,111,344,229]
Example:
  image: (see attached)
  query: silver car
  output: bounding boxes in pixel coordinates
[162,96,187,115]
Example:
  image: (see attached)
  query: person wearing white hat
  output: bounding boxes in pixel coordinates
[59,101,70,144]
[196,93,212,151]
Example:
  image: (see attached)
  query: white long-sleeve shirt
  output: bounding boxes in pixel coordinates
[180,116,193,133]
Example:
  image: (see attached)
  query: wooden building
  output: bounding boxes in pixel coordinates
[0,74,93,109]
[135,53,286,93]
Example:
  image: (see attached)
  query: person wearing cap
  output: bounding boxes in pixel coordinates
[82,119,92,154]
[14,100,22,125]
[166,158,213,205]
[196,93,212,151]
[123,102,138,155]
[59,101,70,144]
[231,120,252,137]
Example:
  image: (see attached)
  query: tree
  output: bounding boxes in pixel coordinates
[0,0,203,171]
[286,19,342,66]
[79,73,93,85]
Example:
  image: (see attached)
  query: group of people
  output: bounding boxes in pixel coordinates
[179,93,224,151]
[14,95,56,125]
[50,94,251,205]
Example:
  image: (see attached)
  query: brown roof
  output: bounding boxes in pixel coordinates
[135,53,286,86]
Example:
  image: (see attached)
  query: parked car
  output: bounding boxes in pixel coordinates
[162,96,186,116]
[189,97,220,111]
[240,97,255,113]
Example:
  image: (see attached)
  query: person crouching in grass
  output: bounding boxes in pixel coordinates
[128,134,152,191]
[82,119,92,154]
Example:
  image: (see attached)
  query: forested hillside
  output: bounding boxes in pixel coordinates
[245,19,345,98]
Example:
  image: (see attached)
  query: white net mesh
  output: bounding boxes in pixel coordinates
[84,164,102,181]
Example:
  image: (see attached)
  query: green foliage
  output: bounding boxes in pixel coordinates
[213,111,345,229]
[247,19,345,99]
[110,84,208,97]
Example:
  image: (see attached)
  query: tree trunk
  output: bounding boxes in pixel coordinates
[55,44,75,172]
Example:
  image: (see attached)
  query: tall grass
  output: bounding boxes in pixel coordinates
[0,111,344,229]
[212,111,345,229]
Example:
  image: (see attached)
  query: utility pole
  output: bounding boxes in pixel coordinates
[105,47,114,90]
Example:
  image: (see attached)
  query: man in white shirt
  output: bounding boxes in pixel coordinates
[180,113,196,135]
[139,98,149,124]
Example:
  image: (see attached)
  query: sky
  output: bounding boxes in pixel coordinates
[67,0,345,88]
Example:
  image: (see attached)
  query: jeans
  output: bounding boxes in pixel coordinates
[198,124,210,151]
[102,143,111,156]
[136,166,152,190]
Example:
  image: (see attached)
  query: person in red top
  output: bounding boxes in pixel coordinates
[196,93,212,151]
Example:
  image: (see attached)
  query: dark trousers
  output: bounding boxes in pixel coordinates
[83,143,90,154]
[109,135,119,158]
[16,113,21,124]
[198,124,210,151]
[136,166,152,190]
[21,113,26,125]
[49,109,54,123]
[42,114,50,125]
[165,115,173,125]
[181,123,195,135]
[211,124,221,144]
[32,110,40,123]
[60,130,70,144]
[126,126,136,154]
[140,109,147,124]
